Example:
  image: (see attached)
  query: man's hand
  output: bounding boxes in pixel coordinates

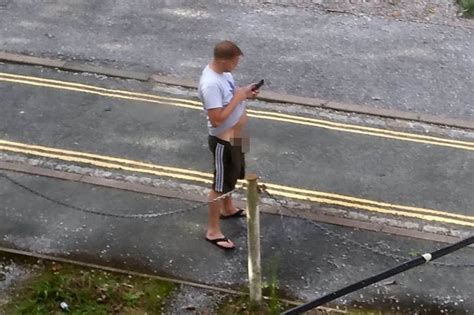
[249,82,260,99]
[234,84,257,101]
[249,88,259,99]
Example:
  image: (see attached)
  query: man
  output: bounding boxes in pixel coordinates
[198,40,259,250]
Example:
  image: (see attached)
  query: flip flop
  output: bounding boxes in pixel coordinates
[220,208,246,220]
[205,237,236,250]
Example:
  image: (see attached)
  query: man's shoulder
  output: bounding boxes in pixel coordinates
[199,78,221,92]
[200,73,225,91]
[199,74,223,99]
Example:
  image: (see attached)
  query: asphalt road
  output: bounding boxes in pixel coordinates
[0,1,473,119]
[0,64,472,225]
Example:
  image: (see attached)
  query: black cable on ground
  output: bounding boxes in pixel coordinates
[281,235,474,315]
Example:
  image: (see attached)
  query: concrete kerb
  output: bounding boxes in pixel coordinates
[63,61,152,81]
[1,51,473,131]
[0,52,66,68]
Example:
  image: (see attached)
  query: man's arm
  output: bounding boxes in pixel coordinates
[207,85,257,127]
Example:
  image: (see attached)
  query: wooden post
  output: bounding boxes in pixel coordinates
[246,173,262,305]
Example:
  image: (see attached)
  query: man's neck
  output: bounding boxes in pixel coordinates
[209,60,225,74]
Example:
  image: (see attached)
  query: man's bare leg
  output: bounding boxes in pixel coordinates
[206,189,235,248]
[222,195,244,216]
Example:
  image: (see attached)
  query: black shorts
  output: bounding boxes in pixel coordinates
[208,135,245,194]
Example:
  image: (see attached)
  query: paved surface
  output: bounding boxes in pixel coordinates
[0,64,473,223]
[0,170,473,313]
[0,61,473,312]
[0,1,473,120]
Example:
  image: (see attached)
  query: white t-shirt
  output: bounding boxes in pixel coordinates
[198,65,245,136]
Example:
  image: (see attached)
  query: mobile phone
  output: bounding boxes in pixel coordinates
[252,79,264,91]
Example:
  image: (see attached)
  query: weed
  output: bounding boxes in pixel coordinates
[3,261,176,315]
[458,0,474,17]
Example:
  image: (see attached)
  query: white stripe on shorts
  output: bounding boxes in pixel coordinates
[215,143,224,192]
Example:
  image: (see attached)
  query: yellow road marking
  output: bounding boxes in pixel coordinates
[0,145,212,184]
[247,110,474,147]
[1,72,474,151]
[0,72,202,106]
[264,183,474,222]
[0,77,199,110]
[270,189,474,227]
[0,139,473,227]
[0,139,212,180]
[246,113,474,151]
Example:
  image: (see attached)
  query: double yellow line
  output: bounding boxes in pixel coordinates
[0,139,473,227]
[0,71,474,151]
[0,71,473,226]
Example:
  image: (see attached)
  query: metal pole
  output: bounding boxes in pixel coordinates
[246,173,262,305]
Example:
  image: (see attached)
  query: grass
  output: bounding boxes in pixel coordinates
[264,259,283,314]
[215,259,293,315]
[215,293,291,315]
[458,0,474,17]
[2,260,176,315]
